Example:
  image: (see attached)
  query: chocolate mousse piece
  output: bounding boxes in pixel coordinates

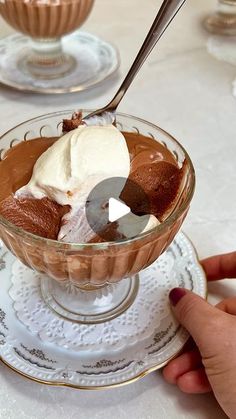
[0,196,69,240]
[124,162,184,220]
[62,111,83,133]
[88,221,125,243]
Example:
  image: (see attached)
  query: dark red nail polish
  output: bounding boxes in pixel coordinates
[169,288,187,306]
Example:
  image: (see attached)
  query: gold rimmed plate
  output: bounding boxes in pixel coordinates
[0,32,120,94]
[0,232,206,389]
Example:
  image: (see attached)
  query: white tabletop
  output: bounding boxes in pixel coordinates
[0,0,235,417]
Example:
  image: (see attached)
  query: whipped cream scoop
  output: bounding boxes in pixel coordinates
[16,123,160,243]
[17,124,130,205]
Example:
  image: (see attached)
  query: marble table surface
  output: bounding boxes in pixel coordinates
[0,0,235,417]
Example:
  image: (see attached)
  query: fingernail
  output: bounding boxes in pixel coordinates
[169,288,187,306]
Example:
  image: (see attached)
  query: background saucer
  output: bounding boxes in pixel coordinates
[0,32,120,94]
[0,232,206,389]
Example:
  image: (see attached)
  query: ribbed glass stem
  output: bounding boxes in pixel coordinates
[41,276,139,324]
[18,37,76,79]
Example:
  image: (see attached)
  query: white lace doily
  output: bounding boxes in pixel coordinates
[0,232,207,388]
[9,251,178,352]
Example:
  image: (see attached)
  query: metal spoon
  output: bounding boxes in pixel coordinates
[83,0,186,125]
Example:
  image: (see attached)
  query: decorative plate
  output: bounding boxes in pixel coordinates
[207,35,236,67]
[0,232,206,389]
[0,32,120,94]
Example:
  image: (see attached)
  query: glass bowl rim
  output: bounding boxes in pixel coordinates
[0,109,195,250]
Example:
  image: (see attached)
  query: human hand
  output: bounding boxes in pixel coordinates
[163,251,236,419]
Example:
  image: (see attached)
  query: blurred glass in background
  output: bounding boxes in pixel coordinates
[204,0,236,35]
[0,0,94,79]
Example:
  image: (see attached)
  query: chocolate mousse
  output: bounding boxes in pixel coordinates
[0,0,94,39]
[127,160,184,219]
[0,120,185,243]
[0,196,69,239]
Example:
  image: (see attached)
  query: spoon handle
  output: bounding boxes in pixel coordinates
[107,0,186,111]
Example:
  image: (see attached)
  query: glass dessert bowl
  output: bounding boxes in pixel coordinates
[0,0,95,79]
[0,111,195,323]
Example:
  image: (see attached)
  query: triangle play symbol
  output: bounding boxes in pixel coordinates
[108,197,131,223]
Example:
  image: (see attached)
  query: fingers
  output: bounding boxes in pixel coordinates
[163,350,211,394]
[163,350,202,384]
[216,297,236,315]
[177,368,211,394]
[169,288,222,351]
[201,252,236,281]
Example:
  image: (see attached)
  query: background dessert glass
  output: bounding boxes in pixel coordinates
[0,111,195,324]
[0,0,94,79]
[204,0,236,35]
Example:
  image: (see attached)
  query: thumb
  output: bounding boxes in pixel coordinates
[169,288,224,352]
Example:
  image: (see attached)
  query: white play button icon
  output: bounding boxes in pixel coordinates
[108,197,130,222]
[85,176,151,241]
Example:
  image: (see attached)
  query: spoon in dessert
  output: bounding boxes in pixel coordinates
[83,0,187,125]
